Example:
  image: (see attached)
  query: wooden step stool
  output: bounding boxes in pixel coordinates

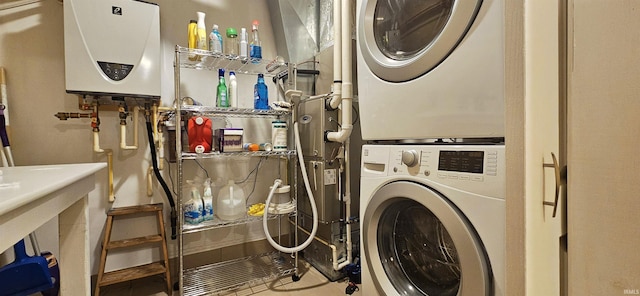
[95,203,171,295]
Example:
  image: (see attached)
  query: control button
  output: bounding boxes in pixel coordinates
[438,172,447,179]
[459,175,470,181]
[472,176,484,182]
[448,174,458,180]
[424,170,431,176]
[488,154,498,159]
[487,172,497,176]
[401,150,420,167]
[393,167,398,173]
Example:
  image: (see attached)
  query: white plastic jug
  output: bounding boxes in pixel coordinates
[216,180,246,221]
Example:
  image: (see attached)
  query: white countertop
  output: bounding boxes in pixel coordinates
[0,163,106,216]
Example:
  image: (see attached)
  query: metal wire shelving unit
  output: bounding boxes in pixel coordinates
[173,45,298,296]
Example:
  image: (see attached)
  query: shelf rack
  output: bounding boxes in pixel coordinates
[182,252,296,296]
[173,45,298,295]
[175,45,288,75]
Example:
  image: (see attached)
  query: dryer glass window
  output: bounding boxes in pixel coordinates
[377,199,460,296]
[374,0,454,60]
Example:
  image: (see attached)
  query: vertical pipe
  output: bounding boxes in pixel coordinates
[328,0,343,110]
[91,103,115,202]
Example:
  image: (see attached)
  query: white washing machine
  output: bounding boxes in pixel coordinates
[360,144,505,296]
[356,0,505,140]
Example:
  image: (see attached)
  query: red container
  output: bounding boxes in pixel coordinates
[188,116,212,153]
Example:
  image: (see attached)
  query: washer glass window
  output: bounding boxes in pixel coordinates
[377,199,461,295]
[374,0,454,60]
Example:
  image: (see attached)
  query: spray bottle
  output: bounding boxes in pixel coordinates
[239,27,248,60]
[196,12,208,52]
[202,178,214,221]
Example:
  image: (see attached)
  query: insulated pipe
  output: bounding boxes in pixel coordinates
[326,0,354,144]
[91,104,115,202]
[327,0,343,110]
[153,103,165,171]
[119,105,139,150]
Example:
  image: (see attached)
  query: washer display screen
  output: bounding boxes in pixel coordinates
[438,150,484,173]
[377,199,461,296]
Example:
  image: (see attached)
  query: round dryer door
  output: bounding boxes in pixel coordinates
[362,181,491,296]
[358,0,482,82]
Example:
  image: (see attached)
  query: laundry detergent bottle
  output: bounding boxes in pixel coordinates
[184,180,203,225]
[202,178,214,221]
[216,180,246,221]
[187,116,212,153]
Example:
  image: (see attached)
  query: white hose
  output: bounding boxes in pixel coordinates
[263,122,318,253]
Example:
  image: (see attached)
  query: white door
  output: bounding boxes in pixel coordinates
[524,1,564,295]
[357,0,481,82]
[505,1,565,295]
[567,1,640,294]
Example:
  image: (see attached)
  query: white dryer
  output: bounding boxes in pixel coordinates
[360,144,505,296]
[356,0,505,140]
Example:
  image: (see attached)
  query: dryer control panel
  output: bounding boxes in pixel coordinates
[361,144,505,199]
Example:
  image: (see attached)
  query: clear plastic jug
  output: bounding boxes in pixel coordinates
[216,180,246,221]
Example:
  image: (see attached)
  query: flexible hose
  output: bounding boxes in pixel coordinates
[263,122,318,253]
[146,119,177,240]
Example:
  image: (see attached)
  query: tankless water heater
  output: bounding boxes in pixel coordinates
[64,0,160,99]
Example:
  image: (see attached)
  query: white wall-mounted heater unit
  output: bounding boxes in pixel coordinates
[64,0,161,99]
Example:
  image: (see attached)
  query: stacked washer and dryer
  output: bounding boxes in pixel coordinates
[356,0,506,295]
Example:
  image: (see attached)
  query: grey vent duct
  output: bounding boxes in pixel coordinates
[268,0,335,64]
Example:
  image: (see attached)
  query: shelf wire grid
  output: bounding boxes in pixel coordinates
[182,252,295,296]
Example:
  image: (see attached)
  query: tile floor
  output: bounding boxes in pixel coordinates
[99,260,362,296]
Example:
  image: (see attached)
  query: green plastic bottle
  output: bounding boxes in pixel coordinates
[216,68,229,107]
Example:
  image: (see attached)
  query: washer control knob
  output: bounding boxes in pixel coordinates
[401,150,419,167]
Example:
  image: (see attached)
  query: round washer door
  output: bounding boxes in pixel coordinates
[363,181,491,296]
[358,0,482,82]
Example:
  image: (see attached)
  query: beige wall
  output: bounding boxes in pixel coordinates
[0,0,281,274]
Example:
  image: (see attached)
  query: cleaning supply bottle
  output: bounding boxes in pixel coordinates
[254,73,268,110]
[196,12,208,52]
[216,180,246,221]
[226,27,238,57]
[217,68,229,107]
[202,178,214,221]
[239,27,248,60]
[188,20,198,61]
[249,20,262,62]
[184,180,203,225]
[209,24,223,54]
[229,71,238,107]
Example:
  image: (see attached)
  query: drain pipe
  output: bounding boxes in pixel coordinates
[324,0,354,271]
[119,104,139,150]
[326,0,353,144]
[91,103,115,202]
[326,0,343,111]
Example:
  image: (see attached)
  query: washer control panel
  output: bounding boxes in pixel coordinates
[362,144,505,198]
